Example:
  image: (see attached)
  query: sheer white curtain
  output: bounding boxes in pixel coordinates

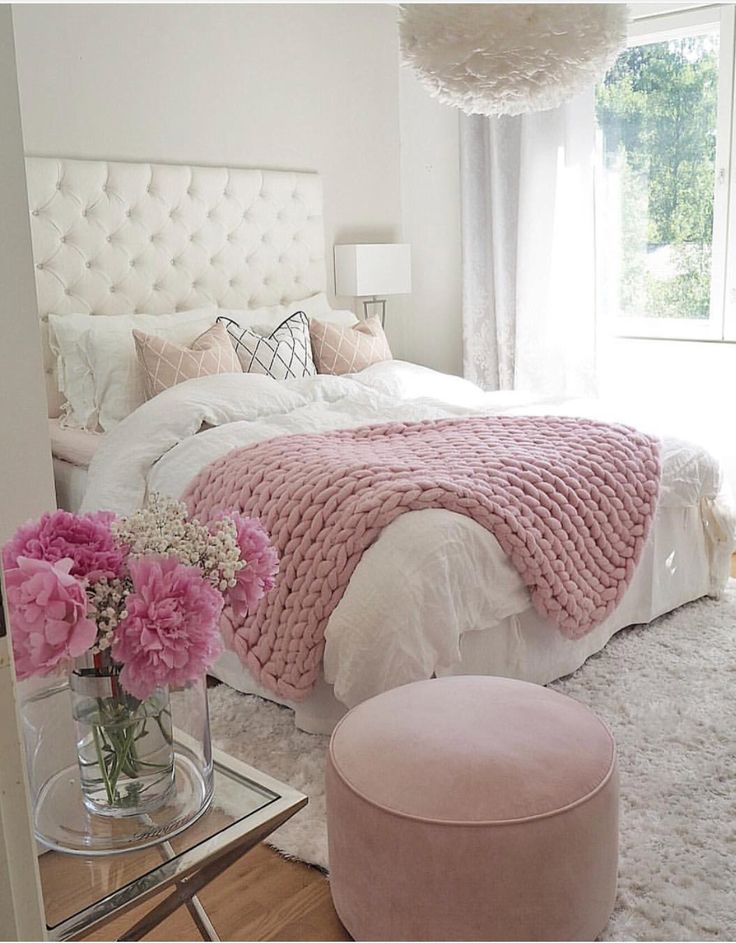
[460,90,598,396]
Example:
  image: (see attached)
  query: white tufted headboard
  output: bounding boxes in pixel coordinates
[25,157,326,416]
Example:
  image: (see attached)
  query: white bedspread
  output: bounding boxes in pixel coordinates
[82,361,735,707]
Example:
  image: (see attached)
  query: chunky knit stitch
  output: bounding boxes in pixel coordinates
[185,416,660,700]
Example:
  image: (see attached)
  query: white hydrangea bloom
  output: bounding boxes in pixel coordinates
[86,493,247,651]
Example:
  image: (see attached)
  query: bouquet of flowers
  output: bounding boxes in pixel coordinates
[3,494,278,816]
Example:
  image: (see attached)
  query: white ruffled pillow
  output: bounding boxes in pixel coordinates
[49,309,217,431]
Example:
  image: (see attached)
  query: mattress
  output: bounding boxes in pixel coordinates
[52,458,88,513]
[49,419,102,512]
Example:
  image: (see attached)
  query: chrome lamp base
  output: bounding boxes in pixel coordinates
[362,296,387,326]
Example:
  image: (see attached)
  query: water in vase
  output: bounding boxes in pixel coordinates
[72,679,175,818]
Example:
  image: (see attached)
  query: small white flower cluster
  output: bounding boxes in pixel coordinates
[87,576,129,654]
[112,493,245,593]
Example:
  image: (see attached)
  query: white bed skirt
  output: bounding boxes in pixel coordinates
[52,458,88,513]
[210,497,734,734]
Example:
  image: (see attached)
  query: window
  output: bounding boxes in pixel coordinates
[595,5,736,340]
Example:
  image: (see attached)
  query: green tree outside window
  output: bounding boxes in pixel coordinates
[596,34,719,320]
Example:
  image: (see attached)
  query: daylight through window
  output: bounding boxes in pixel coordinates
[595,7,735,340]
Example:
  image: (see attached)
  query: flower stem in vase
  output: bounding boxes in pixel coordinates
[70,653,175,817]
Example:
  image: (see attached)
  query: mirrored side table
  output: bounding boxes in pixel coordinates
[38,748,307,941]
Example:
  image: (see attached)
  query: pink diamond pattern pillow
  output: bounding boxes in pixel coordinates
[134,321,242,398]
[310,316,392,375]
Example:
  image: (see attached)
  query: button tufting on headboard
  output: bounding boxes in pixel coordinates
[25,157,327,417]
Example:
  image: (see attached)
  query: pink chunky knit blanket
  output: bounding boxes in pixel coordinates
[185,416,660,700]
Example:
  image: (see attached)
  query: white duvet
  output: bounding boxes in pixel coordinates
[82,361,735,708]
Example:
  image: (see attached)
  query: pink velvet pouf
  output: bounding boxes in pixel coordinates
[326,676,618,941]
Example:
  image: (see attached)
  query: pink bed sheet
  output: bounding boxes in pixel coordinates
[48,418,103,468]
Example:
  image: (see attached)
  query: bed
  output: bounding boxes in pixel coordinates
[28,156,736,734]
[48,419,100,512]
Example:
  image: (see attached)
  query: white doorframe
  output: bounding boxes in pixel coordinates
[0,634,46,942]
[0,3,58,938]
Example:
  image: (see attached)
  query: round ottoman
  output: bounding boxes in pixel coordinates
[326,676,618,941]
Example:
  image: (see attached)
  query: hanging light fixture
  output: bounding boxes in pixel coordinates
[399,4,629,117]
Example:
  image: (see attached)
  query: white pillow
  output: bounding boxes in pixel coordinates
[49,316,98,430]
[218,292,357,336]
[295,292,358,327]
[49,309,217,431]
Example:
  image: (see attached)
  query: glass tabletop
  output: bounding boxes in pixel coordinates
[39,749,305,939]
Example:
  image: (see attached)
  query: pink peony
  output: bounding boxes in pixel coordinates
[220,514,279,620]
[112,556,223,700]
[6,556,97,680]
[3,510,123,582]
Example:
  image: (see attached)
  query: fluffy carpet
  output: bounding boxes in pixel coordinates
[208,585,736,941]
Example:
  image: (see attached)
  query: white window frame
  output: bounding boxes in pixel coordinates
[598,3,736,342]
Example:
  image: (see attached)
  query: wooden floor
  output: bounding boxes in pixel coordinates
[81,844,349,942]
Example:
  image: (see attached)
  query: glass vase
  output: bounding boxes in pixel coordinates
[21,671,213,854]
[69,652,175,818]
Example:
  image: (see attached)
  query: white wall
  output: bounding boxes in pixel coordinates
[0,6,52,938]
[399,69,463,375]
[11,3,463,373]
[11,4,402,324]
[0,11,55,534]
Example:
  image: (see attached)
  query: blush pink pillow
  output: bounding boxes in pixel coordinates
[134,321,242,398]
[309,316,392,375]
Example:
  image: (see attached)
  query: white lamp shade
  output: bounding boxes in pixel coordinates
[334,244,412,297]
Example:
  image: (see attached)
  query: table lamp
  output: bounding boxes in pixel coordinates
[334,244,412,325]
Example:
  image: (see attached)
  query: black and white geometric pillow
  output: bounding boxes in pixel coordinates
[217,311,317,380]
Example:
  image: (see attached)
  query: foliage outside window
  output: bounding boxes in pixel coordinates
[594,9,733,339]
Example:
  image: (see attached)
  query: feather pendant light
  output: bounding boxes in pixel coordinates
[399,4,629,117]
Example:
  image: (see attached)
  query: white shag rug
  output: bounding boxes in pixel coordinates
[208,585,736,941]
